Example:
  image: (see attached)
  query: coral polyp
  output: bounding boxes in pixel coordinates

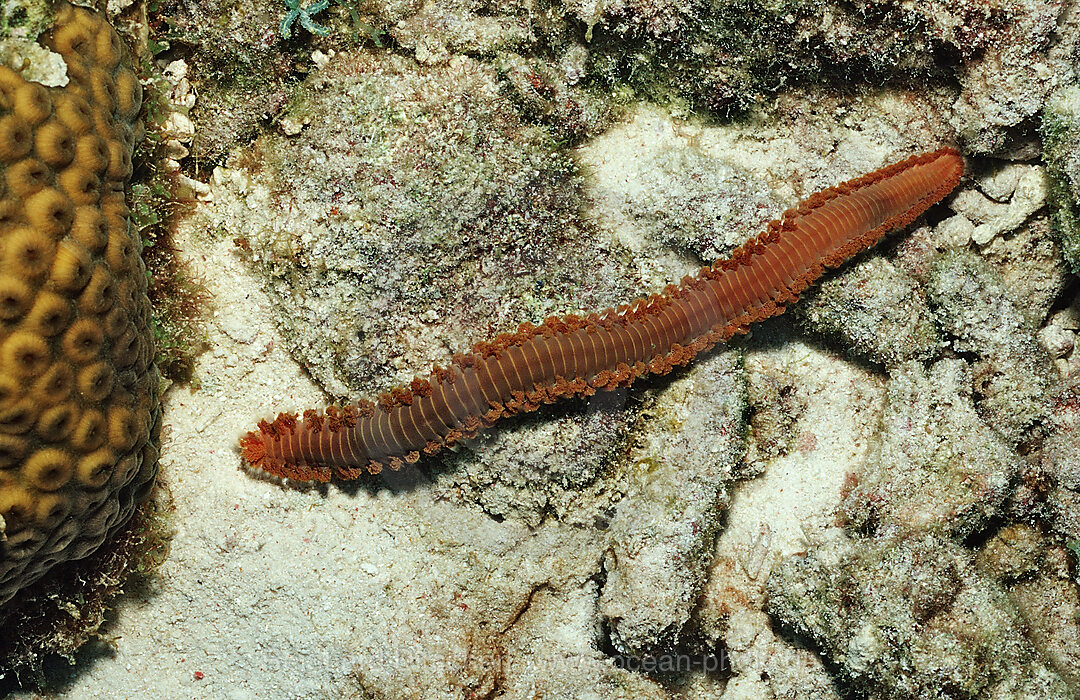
[0,2,159,608]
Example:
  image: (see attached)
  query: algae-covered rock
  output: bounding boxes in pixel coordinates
[600,349,746,655]
[497,581,669,699]
[220,50,629,400]
[596,143,784,263]
[798,256,941,369]
[211,48,649,518]
[1032,377,1080,543]
[365,0,953,121]
[925,249,1055,446]
[841,360,1018,539]
[495,50,617,145]
[582,0,949,117]
[0,0,62,85]
[387,0,535,65]
[157,0,1078,165]
[979,216,1067,326]
[446,391,630,527]
[974,523,1044,582]
[742,355,806,471]
[1043,84,1080,274]
[767,531,1072,699]
[344,493,621,700]
[976,524,1080,689]
[721,608,840,700]
[948,0,1076,154]
[0,0,50,40]
[1004,546,1080,689]
[152,0,327,164]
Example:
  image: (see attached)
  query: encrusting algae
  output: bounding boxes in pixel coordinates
[0,2,159,608]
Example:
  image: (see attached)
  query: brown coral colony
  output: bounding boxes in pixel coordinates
[241,148,965,483]
[0,4,159,606]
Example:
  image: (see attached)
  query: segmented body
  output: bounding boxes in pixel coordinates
[241,147,965,482]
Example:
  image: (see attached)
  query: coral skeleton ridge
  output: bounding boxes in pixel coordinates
[0,3,160,607]
[241,147,965,483]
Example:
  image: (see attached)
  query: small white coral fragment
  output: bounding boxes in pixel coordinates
[951,164,1047,245]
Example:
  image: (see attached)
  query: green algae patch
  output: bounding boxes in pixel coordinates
[0,0,50,39]
[1043,85,1080,274]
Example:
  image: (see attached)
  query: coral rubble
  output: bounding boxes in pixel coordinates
[600,349,746,655]
[768,531,1072,699]
[841,360,1017,539]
